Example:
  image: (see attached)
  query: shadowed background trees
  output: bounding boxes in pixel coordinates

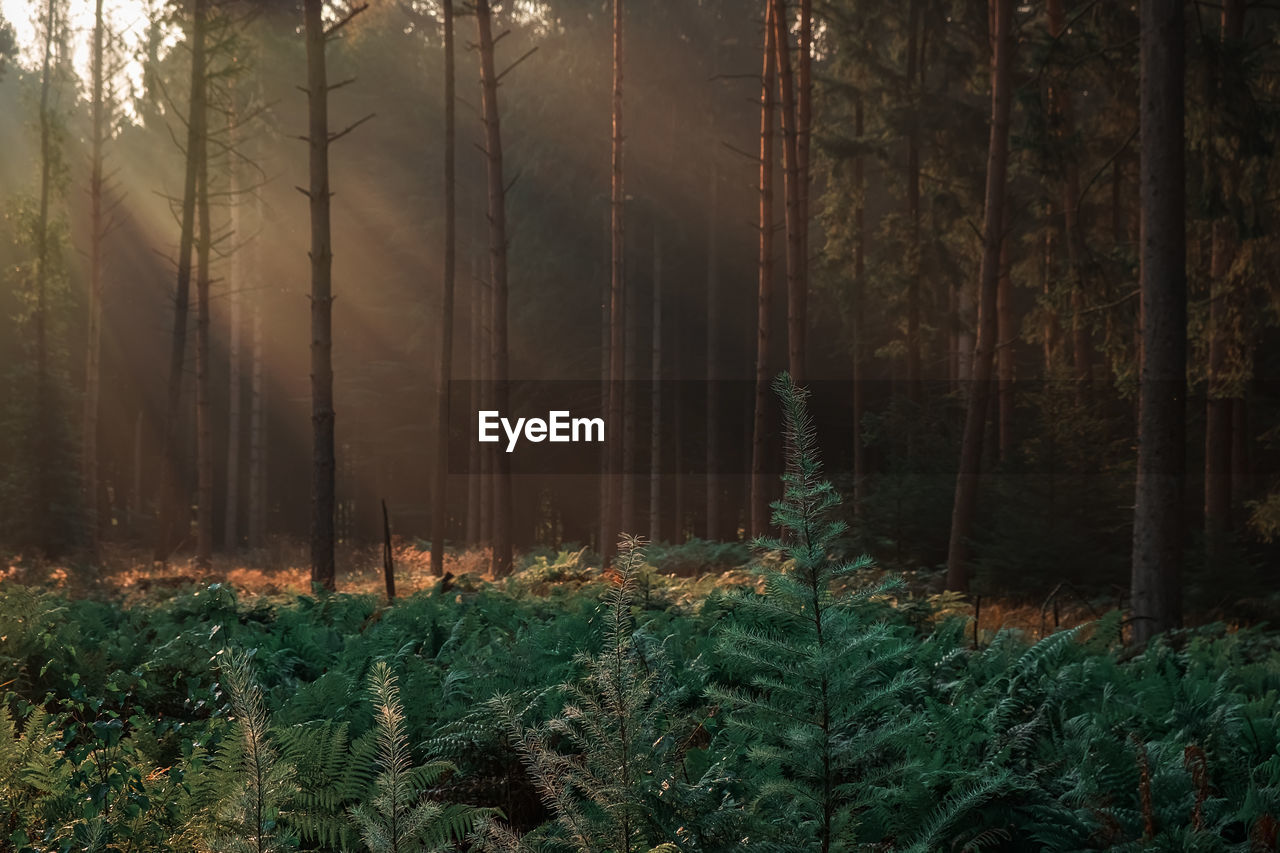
[1,0,1280,629]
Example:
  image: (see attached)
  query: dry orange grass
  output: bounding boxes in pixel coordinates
[0,538,506,601]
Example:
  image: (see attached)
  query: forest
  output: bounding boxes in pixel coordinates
[2,0,1280,849]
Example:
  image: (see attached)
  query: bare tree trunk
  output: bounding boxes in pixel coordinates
[958,281,975,384]
[1205,0,1244,556]
[649,225,663,542]
[945,0,1013,593]
[479,262,493,548]
[771,0,803,385]
[130,411,142,533]
[195,143,212,570]
[432,0,457,577]
[83,0,106,561]
[795,0,811,383]
[622,225,640,535]
[997,230,1013,462]
[224,97,243,552]
[598,245,610,554]
[751,0,777,538]
[674,381,685,543]
[603,0,625,566]
[305,0,337,590]
[1047,0,1093,394]
[1041,208,1061,373]
[905,0,922,401]
[704,165,720,541]
[852,93,867,514]
[30,0,63,556]
[476,0,512,576]
[247,194,266,549]
[466,254,481,546]
[157,0,207,562]
[1131,0,1186,645]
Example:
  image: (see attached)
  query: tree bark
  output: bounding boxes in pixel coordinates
[997,230,1013,462]
[466,254,482,547]
[224,95,243,552]
[945,0,1013,593]
[852,93,867,514]
[795,0,812,383]
[623,220,640,535]
[247,188,266,549]
[305,0,336,590]
[1130,0,1186,645]
[1047,0,1093,395]
[905,0,922,400]
[157,0,207,562]
[1205,0,1244,555]
[30,0,60,556]
[649,225,663,543]
[479,259,493,548]
[476,0,512,576]
[195,139,212,571]
[432,0,457,577]
[603,0,625,566]
[704,165,720,541]
[83,0,106,561]
[771,0,803,385]
[751,0,777,538]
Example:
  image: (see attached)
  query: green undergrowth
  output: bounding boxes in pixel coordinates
[1,375,1279,851]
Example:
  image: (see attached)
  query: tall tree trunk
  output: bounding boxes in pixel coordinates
[945,0,1013,593]
[224,97,243,552]
[479,261,493,548]
[704,165,720,541]
[772,0,803,385]
[157,0,207,562]
[476,0,512,576]
[83,0,106,561]
[130,411,143,534]
[1041,207,1061,373]
[247,187,266,550]
[1131,0,1186,645]
[649,225,663,542]
[905,0,922,401]
[1047,0,1093,393]
[623,224,640,535]
[603,0,625,565]
[432,0,457,577]
[958,280,975,384]
[751,0,777,538]
[1205,0,1244,555]
[997,228,1013,462]
[195,144,212,570]
[674,378,685,543]
[795,0,812,382]
[466,254,482,546]
[305,0,336,590]
[598,242,611,554]
[31,0,64,556]
[852,93,867,514]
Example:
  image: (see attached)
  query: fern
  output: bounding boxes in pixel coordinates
[0,701,65,847]
[479,535,743,853]
[279,719,377,849]
[205,648,298,853]
[349,660,494,852]
[709,373,921,851]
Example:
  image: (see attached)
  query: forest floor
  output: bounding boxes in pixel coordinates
[1,537,1117,642]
